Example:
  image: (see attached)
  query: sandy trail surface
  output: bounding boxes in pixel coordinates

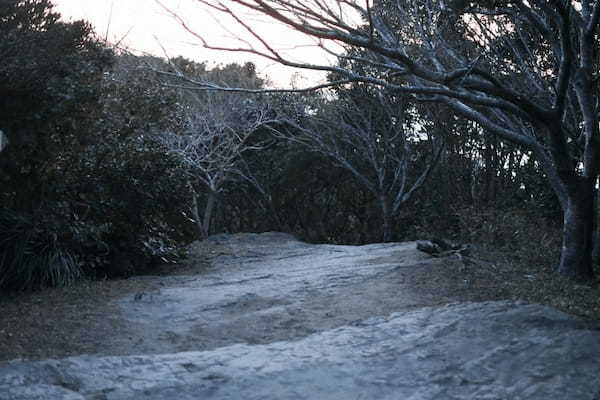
[1,232,599,399]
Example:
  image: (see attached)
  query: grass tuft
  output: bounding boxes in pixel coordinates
[0,208,82,292]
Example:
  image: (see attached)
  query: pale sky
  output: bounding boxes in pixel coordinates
[53,0,333,87]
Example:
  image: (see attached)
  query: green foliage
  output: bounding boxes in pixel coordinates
[0,0,113,210]
[0,208,81,292]
[46,54,194,278]
[56,136,192,277]
[0,2,192,290]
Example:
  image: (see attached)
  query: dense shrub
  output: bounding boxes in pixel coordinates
[49,134,193,278]
[0,1,194,290]
[0,0,113,211]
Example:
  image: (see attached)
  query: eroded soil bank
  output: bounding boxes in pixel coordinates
[1,233,600,399]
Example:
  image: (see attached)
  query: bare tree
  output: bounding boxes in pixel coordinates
[279,90,443,242]
[159,89,272,238]
[160,0,600,281]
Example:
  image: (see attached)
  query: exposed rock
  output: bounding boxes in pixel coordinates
[1,301,599,399]
[1,233,599,399]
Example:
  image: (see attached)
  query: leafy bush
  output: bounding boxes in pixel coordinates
[51,136,193,278]
[0,208,81,292]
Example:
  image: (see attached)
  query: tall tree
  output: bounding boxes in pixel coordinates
[280,89,443,242]
[157,61,274,238]
[166,0,600,281]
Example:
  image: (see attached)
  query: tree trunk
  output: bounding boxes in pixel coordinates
[188,183,204,240]
[380,194,392,243]
[558,178,596,281]
[483,132,497,204]
[202,190,217,240]
[592,187,600,267]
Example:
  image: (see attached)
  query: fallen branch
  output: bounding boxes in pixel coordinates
[417,239,471,258]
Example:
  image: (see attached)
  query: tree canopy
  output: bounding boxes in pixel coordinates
[164,0,600,282]
[1,0,594,292]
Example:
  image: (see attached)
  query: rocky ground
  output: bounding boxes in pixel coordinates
[1,233,599,399]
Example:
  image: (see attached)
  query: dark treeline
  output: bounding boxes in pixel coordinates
[0,1,566,292]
